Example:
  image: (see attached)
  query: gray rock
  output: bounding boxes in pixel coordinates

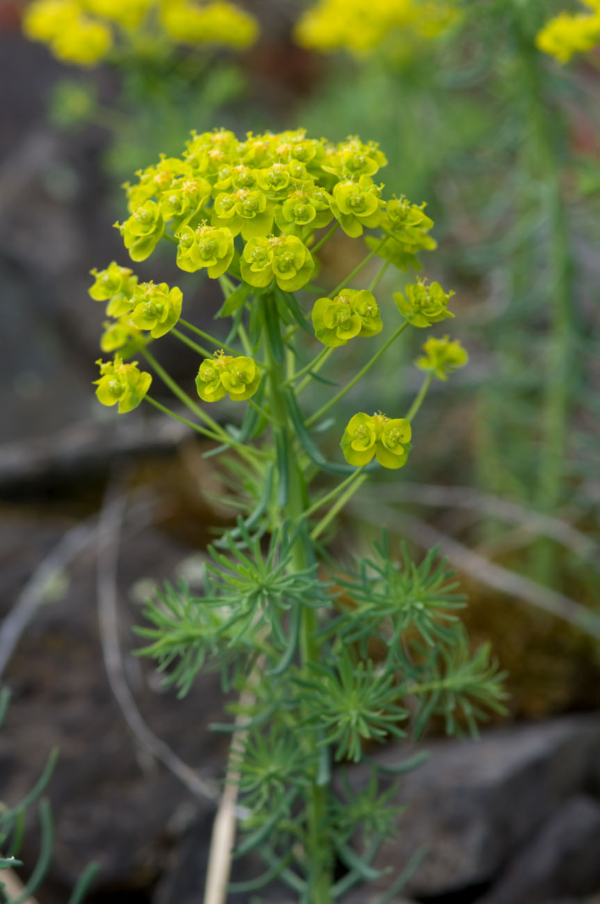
[347,715,600,897]
[0,515,229,893]
[480,795,600,904]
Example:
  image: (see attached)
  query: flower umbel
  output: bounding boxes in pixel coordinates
[94,355,152,412]
[394,278,454,328]
[195,351,262,402]
[312,289,383,348]
[341,412,412,469]
[416,335,468,381]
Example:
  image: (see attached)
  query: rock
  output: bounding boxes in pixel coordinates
[479,795,600,904]
[0,513,230,894]
[346,715,600,897]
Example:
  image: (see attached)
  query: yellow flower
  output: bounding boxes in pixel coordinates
[94,356,152,412]
[312,289,383,348]
[536,3,600,63]
[341,412,411,469]
[195,352,261,402]
[416,335,468,381]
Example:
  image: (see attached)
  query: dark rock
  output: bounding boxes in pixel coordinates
[479,796,600,904]
[0,513,229,894]
[347,716,600,897]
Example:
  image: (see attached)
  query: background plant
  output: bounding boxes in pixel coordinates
[87,126,506,903]
[0,690,98,904]
[294,0,600,606]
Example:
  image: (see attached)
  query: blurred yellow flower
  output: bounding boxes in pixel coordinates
[294,0,459,56]
[537,1,600,63]
[23,0,259,67]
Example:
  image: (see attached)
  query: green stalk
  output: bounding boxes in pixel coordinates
[310,473,368,542]
[515,13,574,585]
[171,327,213,359]
[306,321,409,426]
[261,294,333,904]
[303,466,367,521]
[311,221,341,254]
[406,373,433,423]
[178,317,240,356]
[141,349,264,466]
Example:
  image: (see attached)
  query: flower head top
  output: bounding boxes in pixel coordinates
[394,278,454,328]
[341,412,412,470]
[94,355,152,413]
[130,281,183,338]
[241,235,315,292]
[312,289,383,348]
[23,0,259,67]
[416,335,468,381]
[294,0,459,57]
[537,2,600,63]
[195,351,262,402]
[112,128,436,282]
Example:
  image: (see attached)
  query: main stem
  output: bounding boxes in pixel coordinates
[262,295,333,904]
[517,15,574,586]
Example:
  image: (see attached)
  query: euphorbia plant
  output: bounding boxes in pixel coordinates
[88,129,505,903]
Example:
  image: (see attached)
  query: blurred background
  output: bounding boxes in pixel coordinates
[1,1,600,902]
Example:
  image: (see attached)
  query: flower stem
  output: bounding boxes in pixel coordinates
[311,221,340,254]
[141,348,264,465]
[178,318,239,356]
[172,327,213,359]
[285,346,331,386]
[330,235,389,297]
[306,321,410,426]
[406,373,433,422]
[303,466,367,521]
[261,294,333,904]
[295,349,334,396]
[310,473,368,542]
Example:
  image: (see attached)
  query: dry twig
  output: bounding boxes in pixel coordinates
[352,503,600,639]
[97,476,219,803]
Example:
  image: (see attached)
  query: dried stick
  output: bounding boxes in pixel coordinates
[0,867,40,904]
[367,482,598,562]
[97,477,219,803]
[0,519,97,682]
[352,503,600,639]
[0,495,157,684]
[203,686,256,904]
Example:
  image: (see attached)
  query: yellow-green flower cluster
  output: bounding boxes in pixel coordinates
[416,335,468,380]
[89,262,182,352]
[311,289,382,348]
[117,129,436,290]
[394,279,454,328]
[536,1,600,63]
[294,0,459,56]
[341,412,412,469]
[94,355,152,412]
[196,351,261,402]
[23,0,258,67]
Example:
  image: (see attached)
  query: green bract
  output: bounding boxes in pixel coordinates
[89,261,133,301]
[416,335,469,380]
[176,224,234,277]
[312,289,383,348]
[331,175,383,237]
[341,412,412,469]
[131,282,183,339]
[195,352,262,402]
[394,279,455,327]
[241,235,315,291]
[116,200,165,262]
[94,355,152,413]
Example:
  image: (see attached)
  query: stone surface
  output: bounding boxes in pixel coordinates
[479,795,600,904]
[347,716,600,897]
[0,513,229,895]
